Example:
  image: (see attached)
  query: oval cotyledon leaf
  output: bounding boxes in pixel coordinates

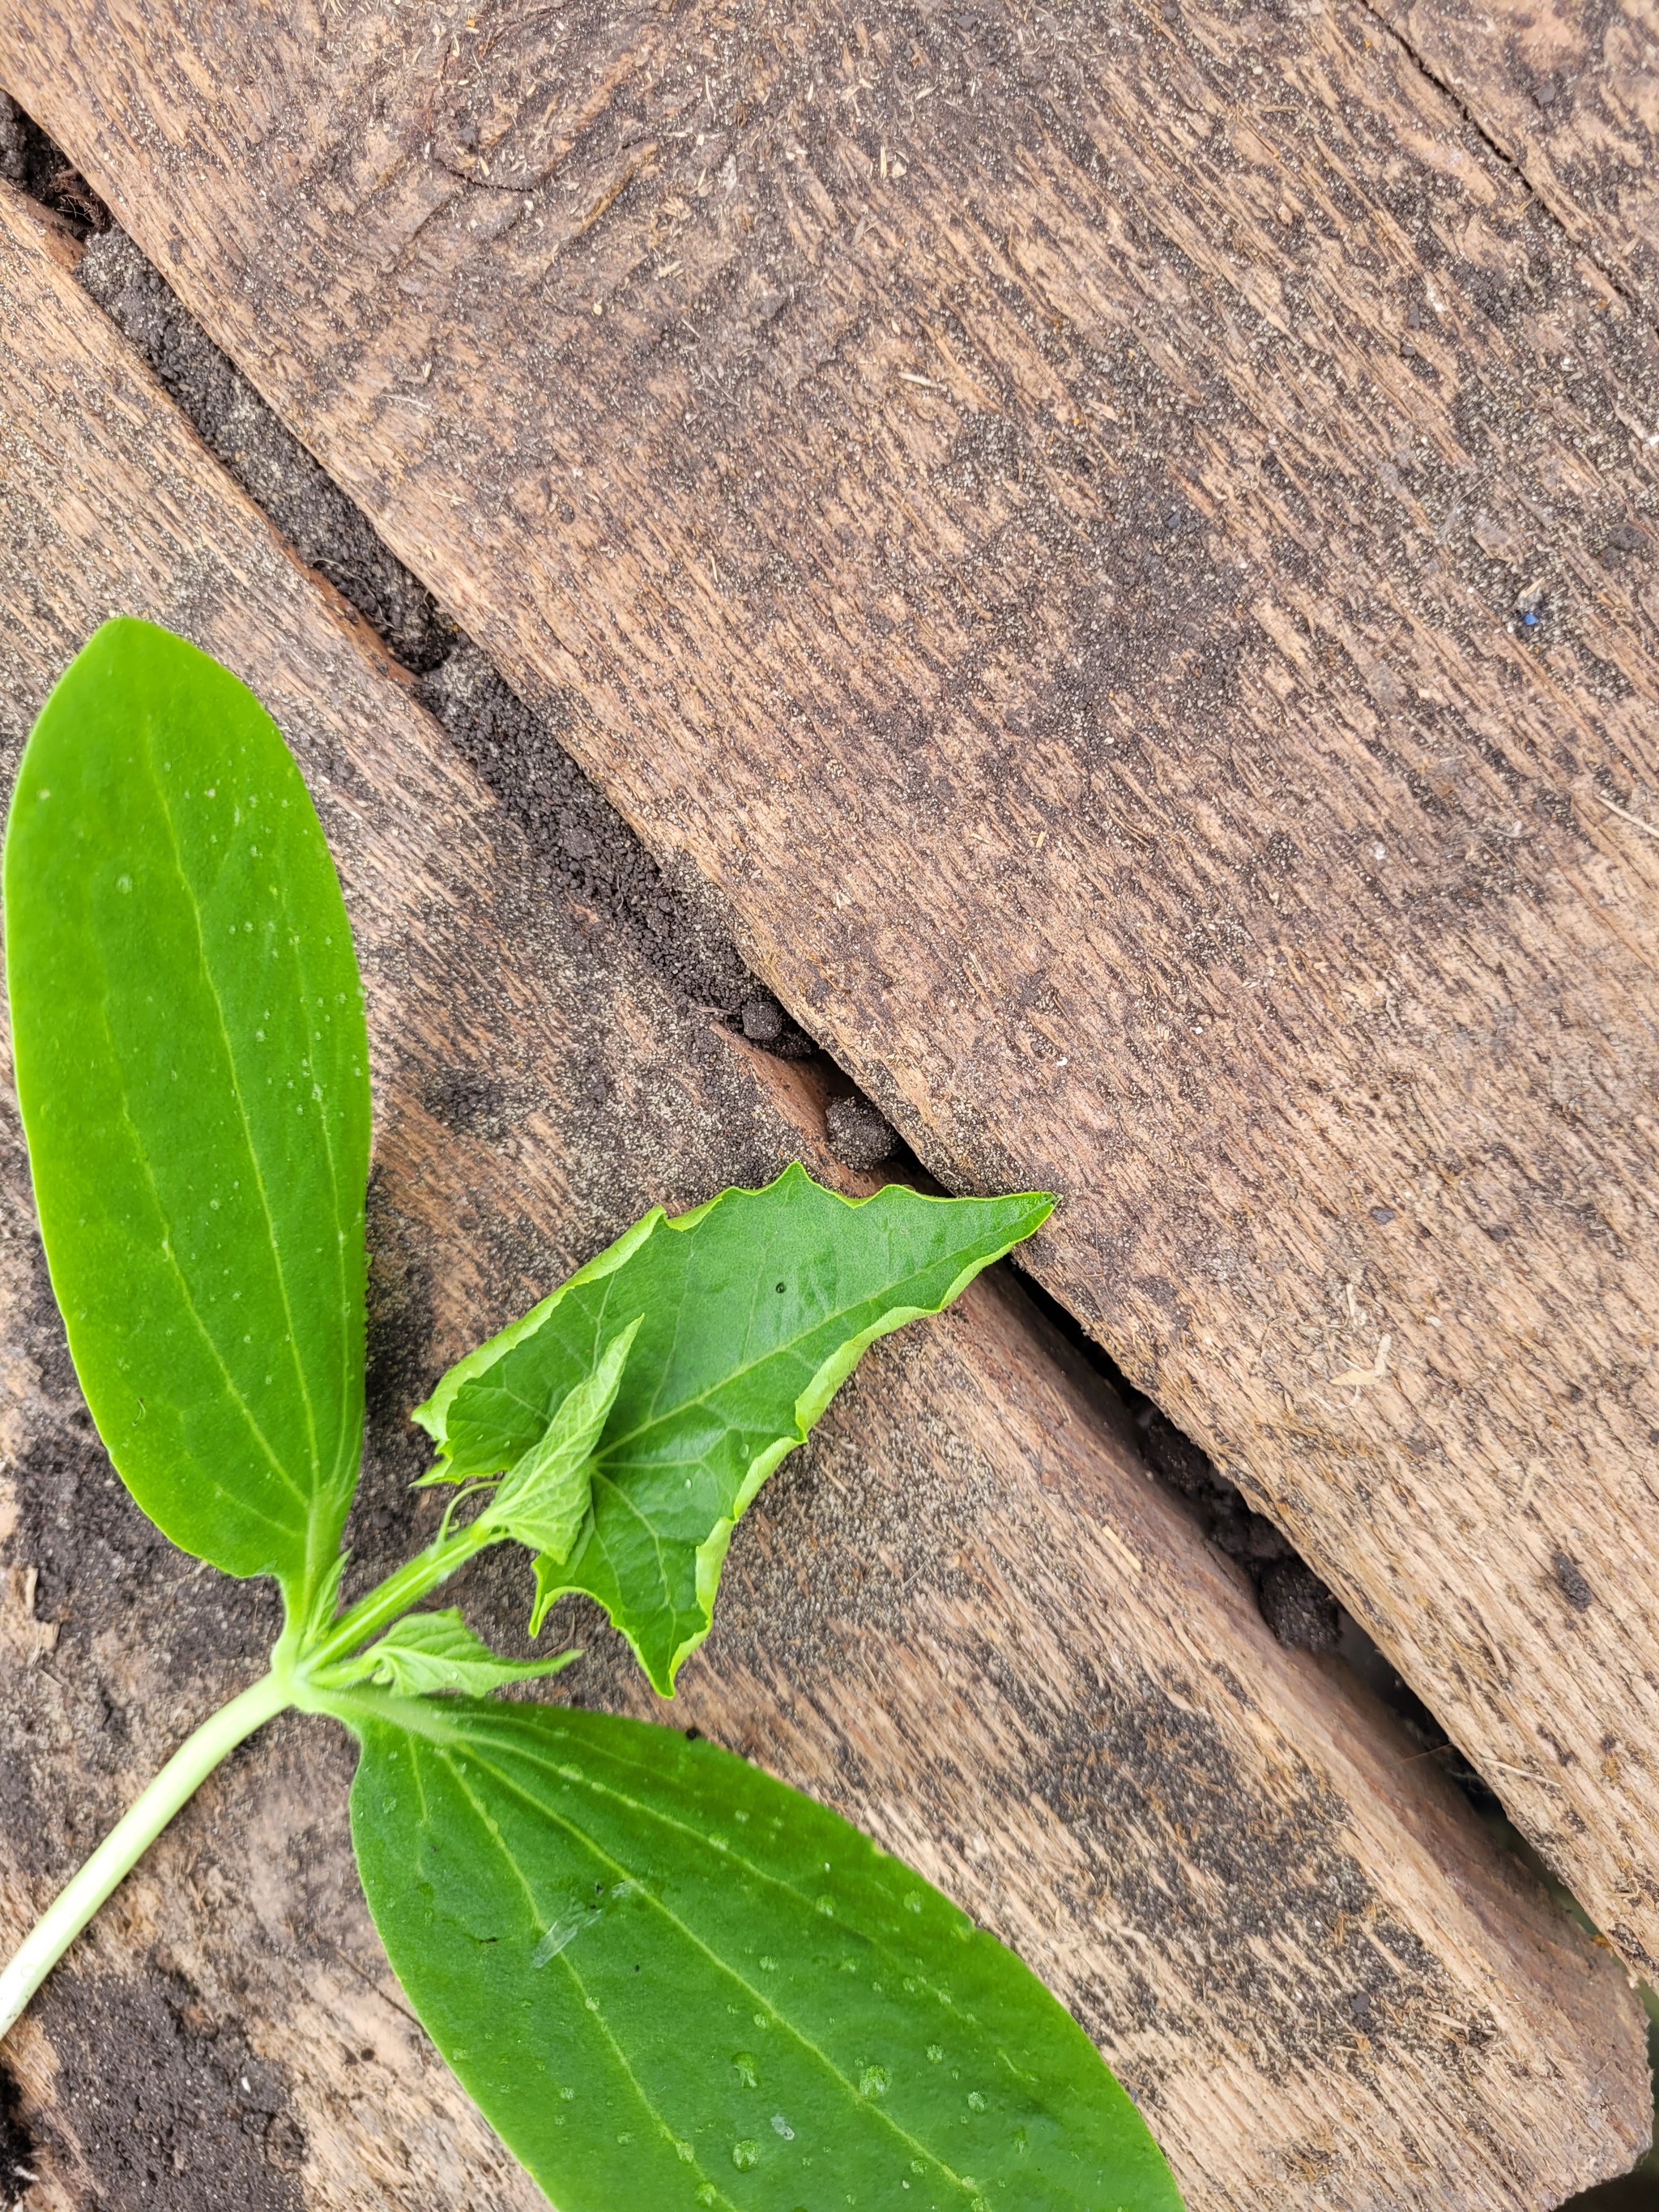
[412,1167,1053,1694]
[3,619,371,1616]
[343,1696,1184,2212]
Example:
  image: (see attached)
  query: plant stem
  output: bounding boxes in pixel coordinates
[0,1669,292,2041]
[0,1515,506,2038]
[302,1515,500,1677]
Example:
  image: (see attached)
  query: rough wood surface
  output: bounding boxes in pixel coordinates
[1367,0,1659,316]
[0,182,1647,2209]
[8,0,1659,1977]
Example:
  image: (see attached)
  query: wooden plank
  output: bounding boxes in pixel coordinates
[0,184,1646,2210]
[1367,0,1659,318]
[11,0,1659,1980]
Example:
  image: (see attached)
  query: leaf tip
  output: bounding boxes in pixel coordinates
[1019,1190,1058,1232]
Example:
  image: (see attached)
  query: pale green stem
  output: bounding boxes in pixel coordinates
[303,1514,500,1677]
[0,1669,292,2040]
[0,1510,507,2039]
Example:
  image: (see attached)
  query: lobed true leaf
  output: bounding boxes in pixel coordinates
[331,1609,580,1698]
[414,1166,1053,1693]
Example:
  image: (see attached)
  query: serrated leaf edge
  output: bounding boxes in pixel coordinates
[539,1188,1055,1695]
[322,1607,582,1698]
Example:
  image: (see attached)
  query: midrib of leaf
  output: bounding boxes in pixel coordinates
[593,1258,987,1463]
[437,1750,739,2212]
[79,961,309,1540]
[479,1724,966,2018]
[584,1467,674,1588]
[145,736,335,1554]
[434,1730,977,2199]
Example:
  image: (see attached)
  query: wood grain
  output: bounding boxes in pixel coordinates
[0,182,1647,2207]
[1367,0,1659,317]
[9,0,1659,1982]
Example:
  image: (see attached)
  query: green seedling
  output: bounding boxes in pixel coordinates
[0,618,1183,2211]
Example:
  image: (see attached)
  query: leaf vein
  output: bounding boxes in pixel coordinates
[434,1730,972,2194]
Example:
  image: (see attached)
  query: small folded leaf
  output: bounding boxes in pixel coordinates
[413,1166,1051,1693]
[333,1609,579,1698]
[4,620,371,1618]
[346,1698,1183,2212]
[416,1208,662,1481]
[482,1317,641,1567]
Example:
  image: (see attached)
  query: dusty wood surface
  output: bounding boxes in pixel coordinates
[1368,0,1659,315]
[0,182,1647,2209]
[7,0,1659,1979]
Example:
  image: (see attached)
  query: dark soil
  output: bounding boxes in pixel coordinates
[32,1963,305,2212]
[0,92,107,238]
[77,228,454,674]
[824,1093,901,1171]
[0,2067,35,2209]
[0,1220,299,2210]
[1137,1405,1341,1651]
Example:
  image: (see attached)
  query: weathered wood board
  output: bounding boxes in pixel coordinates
[9,0,1659,1980]
[0,183,1647,2208]
[1368,0,1659,315]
